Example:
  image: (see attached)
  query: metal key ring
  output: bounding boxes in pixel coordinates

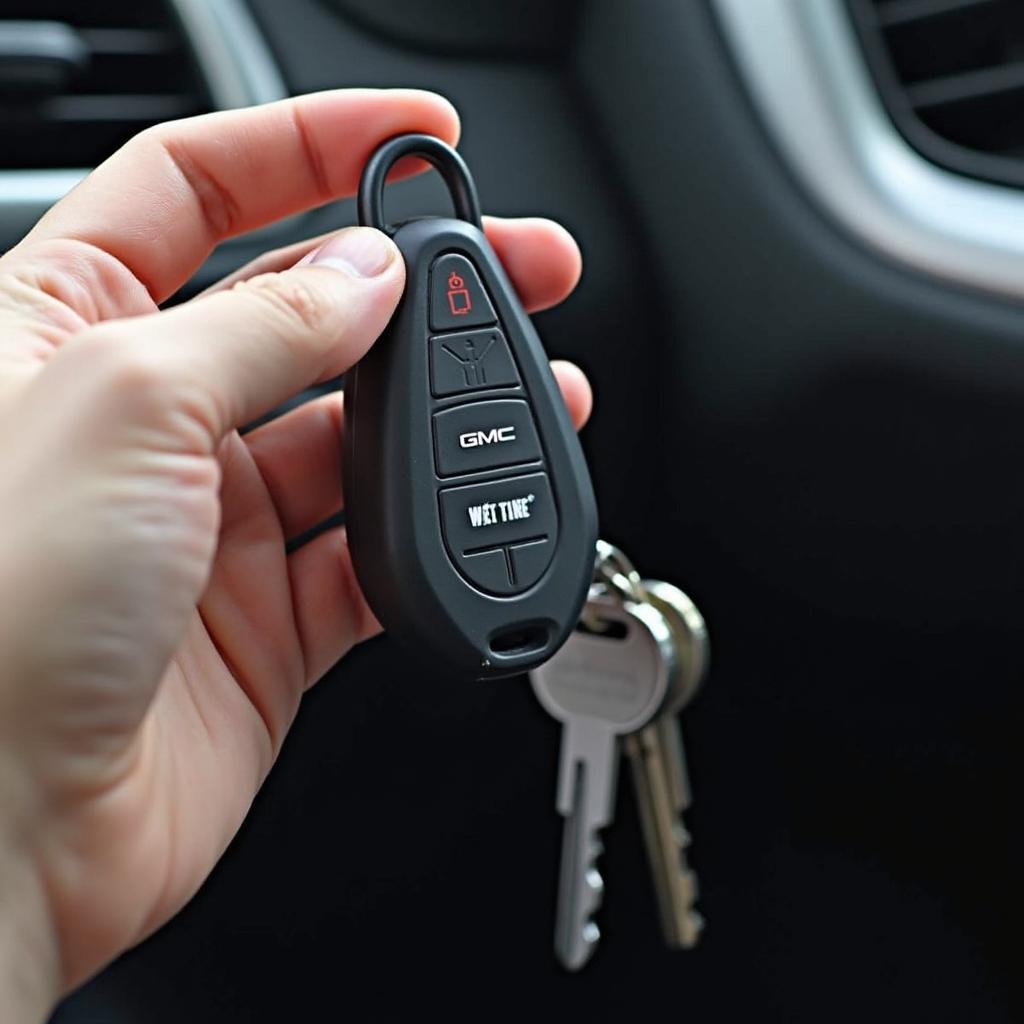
[593,539,645,604]
[581,540,646,633]
[356,133,483,233]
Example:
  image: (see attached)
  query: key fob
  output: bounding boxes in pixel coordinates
[343,134,598,679]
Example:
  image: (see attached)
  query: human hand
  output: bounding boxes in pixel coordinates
[0,89,591,1020]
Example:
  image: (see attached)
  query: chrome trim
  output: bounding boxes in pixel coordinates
[0,0,288,242]
[172,0,286,110]
[711,0,1024,303]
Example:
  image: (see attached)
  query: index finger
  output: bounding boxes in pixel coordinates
[17,89,460,302]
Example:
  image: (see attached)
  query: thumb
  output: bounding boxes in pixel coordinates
[70,226,404,451]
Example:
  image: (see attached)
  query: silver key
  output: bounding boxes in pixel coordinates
[531,593,677,971]
[625,579,709,948]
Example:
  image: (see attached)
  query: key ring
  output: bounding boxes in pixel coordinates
[593,540,645,604]
[356,133,483,233]
[581,540,646,633]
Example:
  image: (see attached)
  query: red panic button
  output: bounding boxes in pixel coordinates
[430,254,497,332]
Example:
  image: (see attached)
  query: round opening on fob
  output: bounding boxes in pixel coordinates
[488,623,551,658]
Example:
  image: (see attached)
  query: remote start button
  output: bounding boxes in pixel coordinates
[430,254,496,331]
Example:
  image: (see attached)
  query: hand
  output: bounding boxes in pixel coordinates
[0,89,591,1020]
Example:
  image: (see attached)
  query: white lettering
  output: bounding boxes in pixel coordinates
[467,501,498,527]
[458,425,517,449]
[498,497,531,522]
[465,493,535,528]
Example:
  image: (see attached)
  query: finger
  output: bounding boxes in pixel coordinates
[200,217,582,313]
[483,216,582,312]
[195,231,339,299]
[247,360,592,541]
[18,89,459,302]
[550,359,593,429]
[288,524,381,686]
[0,237,157,379]
[244,389,345,540]
[62,227,405,452]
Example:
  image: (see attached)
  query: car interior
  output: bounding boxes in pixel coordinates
[1,0,1019,1020]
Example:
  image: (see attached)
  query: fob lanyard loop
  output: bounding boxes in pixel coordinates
[356,133,483,233]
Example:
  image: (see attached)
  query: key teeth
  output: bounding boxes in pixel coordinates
[564,924,600,972]
[556,824,607,972]
[571,835,605,971]
[679,909,705,949]
[581,833,605,928]
[674,821,692,849]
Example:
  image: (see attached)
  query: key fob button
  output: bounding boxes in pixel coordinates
[429,328,519,397]
[439,472,558,591]
[458,547,517,596]
[430,254,497,331]
[433,399,542,477]
[457,539,554,597]
[440,472,557,549]
[508,537,554,590]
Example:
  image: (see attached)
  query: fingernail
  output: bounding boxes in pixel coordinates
[306,227,395,278]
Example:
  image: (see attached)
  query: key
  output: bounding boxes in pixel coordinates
[632,580,708,825]
[531,593,677,970]
[643,579,708,803]
[624,579,709,949]
[343,134,598,680]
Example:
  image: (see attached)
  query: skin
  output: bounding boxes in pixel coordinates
[0,89,592,1022]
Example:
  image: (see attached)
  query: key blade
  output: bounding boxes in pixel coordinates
[533,593,677,970]
[625,727,705,950]
[554,714,620,823]
[554,716,618,971]
[555,761,605,971]
[657,714,692,813]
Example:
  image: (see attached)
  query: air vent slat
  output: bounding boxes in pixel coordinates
[907,61,1024,109]
[848,0,1024,188]
[77,29,179,57]
[41,94,204,122]
[874,0,996,29]
[0,0,211,170]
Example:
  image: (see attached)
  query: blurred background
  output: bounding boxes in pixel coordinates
[4,0,1022,1020]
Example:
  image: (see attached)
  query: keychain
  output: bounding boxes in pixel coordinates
[343,134,598,679]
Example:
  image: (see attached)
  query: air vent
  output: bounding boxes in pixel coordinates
[0,0,212,170]
[848,0,1024,188]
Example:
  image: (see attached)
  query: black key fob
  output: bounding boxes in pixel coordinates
[343,134,598,679]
